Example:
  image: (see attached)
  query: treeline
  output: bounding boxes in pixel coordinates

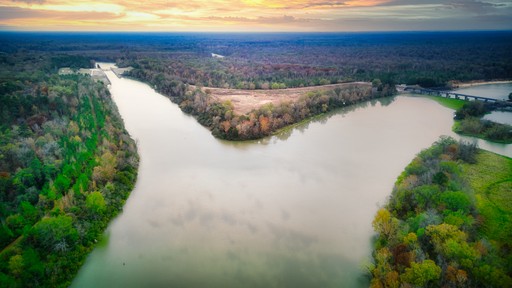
[453,102,512,143]
[370,137,512,287]
[112,31,512,89]
[0,52,138,287]
[3,32,509,90]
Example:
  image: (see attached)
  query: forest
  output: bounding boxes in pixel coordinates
[1,31,511,140]
[370,137,512,287]
[0,31,511,286]
[3,31,508,89]
[0,52,138,287]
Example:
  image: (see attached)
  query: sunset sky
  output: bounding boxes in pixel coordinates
[0,0,511,32]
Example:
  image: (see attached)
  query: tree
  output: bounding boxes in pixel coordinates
[86,191,106,215]
[30,215,78,253]
[92,151,117,184]
[373,208,399,241]
[432,171,448,186]
[53,174,71,196]
[8,255,24,278]
[441,191,472,213]
[401,260,441,286]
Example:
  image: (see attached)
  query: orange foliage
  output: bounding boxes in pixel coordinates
[221,120,231,133]
[259,115,270,133]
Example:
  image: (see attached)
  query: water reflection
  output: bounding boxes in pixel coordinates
[223,97,397,145]
[72,71,510,288]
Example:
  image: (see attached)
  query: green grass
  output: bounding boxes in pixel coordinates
[461,151,512,242]
[423,96,466,110]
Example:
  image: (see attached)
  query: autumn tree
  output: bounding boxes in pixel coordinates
[373,208,400,243]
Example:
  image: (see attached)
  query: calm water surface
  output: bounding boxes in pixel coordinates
[454,82,512,101]
[455,82,512,130]
[72,71,511,288]
[483,111,512,126]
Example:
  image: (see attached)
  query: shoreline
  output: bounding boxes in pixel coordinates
[453,80,512,88]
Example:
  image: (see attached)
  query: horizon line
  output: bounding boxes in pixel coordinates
[1,29,512,34]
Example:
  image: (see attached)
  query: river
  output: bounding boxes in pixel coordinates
[454,83,512,125]
[72,70,511,288]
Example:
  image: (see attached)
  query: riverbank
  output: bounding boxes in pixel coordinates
[453,80,512,88]
[72,76,461,287]
[0,57,139,287]
[422,96,512,144]
[370,137,512,287]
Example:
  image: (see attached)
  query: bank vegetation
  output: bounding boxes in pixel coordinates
[0,53,138,287]
[370,137,512,287]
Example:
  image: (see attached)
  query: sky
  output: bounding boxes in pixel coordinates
[0,0,511,32]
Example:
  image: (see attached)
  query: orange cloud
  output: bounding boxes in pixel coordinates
[0,0,510,31]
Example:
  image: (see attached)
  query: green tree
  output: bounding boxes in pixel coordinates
[30,215,78,253]
[8,255,24,278]
[86,191,106,215]
[53,174,71,196]
[441,191,472,213]
[401,260,441,286]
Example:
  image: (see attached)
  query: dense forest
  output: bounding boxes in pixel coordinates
[370,137,512,287]
[1,31,511,140]
[116,31,511,139]
[115,31,512,89]
[2,31,511,89]
[0,52,138,287]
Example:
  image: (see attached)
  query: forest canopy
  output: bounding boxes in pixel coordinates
[370,137,512,287]
[0,51,138,287]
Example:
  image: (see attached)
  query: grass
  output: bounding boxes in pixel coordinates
[461,151,512,243]
[423,96,466,110]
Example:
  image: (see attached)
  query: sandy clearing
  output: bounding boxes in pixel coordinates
[197,82,371,115]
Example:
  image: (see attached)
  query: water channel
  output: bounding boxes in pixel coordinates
[454,83,512,126]
[72,71,511,287]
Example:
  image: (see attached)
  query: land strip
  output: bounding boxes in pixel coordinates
[203,82,371,115]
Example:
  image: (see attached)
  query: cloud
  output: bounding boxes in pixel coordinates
[11,0,45,4]
[379,0,509,14]
[207,15,314,24]
[0,0,511,31]
[285,0,347,9]
[0,5,122,21]
[0,6,40,19]
[446,0,504,13]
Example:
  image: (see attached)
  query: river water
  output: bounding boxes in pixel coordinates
[72,72,511,288]
[454,83,512,125]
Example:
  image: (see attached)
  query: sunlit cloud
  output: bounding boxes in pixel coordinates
[0,0,510,31]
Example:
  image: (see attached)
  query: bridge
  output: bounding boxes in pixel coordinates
[403,86,512,107]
